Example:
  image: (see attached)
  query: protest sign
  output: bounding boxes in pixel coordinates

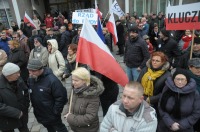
[72,12,98,25]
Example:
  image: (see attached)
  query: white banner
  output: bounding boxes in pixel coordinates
[166,2,200,30]
[110,0,125,18]
[75,8,95,13]
[72,12,98,25]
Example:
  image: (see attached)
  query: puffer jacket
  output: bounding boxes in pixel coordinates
[47,39,65,80]
[158,77,200,132]
[0,76,29,130]
[66,76,104,132]
[100,100,157,132]
[28,68,67,125]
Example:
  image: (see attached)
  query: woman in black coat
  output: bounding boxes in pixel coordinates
[8,40,29,82]
[137,51,171,116]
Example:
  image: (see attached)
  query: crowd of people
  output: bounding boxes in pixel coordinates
[0,10,200,132]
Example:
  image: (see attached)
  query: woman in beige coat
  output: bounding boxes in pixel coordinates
[64,67,104,132]
[0,49,7,74]
[47,39,65,81]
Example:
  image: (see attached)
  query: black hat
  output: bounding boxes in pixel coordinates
[194,37,200,44]
[128,26,138,33]
[160,28,170,37]
[172,68,190,83]
[34,37,43,44]
[40,23,46,27]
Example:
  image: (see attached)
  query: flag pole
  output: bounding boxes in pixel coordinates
[190,28,195,59]
[68,62,79,113]
[102,11,110,25]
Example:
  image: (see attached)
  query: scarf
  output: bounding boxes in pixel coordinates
[73,84,88,94]
[141,68,165,96]
[182,35,192,50]
[67,53,76,63]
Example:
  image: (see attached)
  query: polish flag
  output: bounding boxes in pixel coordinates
[77,18,128,87]
[106,12,118,45]
[95,0,102,19]
[24,12,36,29]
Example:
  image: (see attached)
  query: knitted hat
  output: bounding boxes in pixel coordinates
[194,37,200,44]
[160,28,170,37]
[143,35,149,40]
[27,59,43,70]
[2,63,20,76]
[172,68,190,83]
[188,58,200,68]
[129,26,138,33]
[34,37,43,44]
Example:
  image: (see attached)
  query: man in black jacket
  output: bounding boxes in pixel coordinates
[0,63,29,132]
[124,26,150,81]
[59,26,70,58]
[27,59,68,132]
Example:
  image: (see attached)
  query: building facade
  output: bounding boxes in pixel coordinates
[1,0,199,29]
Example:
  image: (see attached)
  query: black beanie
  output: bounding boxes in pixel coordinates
[128,26,139,33]
[172,68,190,83]
[194,37,200,44]
[160,28,170,37]
[34,37,43,44]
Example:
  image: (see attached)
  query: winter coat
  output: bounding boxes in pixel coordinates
[71,35,79,44]
[29,45,49,67]
[100,100,157,132]
[23,26,34,38]
[156,38,181,66]
[124,36,150,68]
[0,37,11,55]
[28,68,67,125]
[66,76,104,132]
[47,39,65,80]
[157,77,200,132]
[59,31,70,58]
[149,30,160,47]
[33,19,41,30]
[137,60,171,105]
[43,35,58,47]
[0,76,29,131]
[45,17,54,28]
[116,23,125,45]
[8,47,29,81]
[0,49,7,74]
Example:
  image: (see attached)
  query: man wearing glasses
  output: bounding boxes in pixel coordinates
[0,32,11,55]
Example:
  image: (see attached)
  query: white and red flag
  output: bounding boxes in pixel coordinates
[77,18,128,87]
[106,12,118,45]
[24,12,36,29]
[95,0,102,19]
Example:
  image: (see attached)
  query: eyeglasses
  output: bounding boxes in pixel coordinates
[152,59,161,63]
[174,78,187,82]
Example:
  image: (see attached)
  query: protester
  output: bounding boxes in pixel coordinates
[137,51,170,116]
[124,26,150,81]
[157,68,200,132]
[0,31,11,55]
[71,27,81,44]
[0,48,7,74]
[188,58,200,131]
[27,58,68,132]
[59,26,70,58]
[11,21,19,32]
[8,40,29,82]
[143,35,154,54]
[100,81,157,132]
[29,37,48,66]
[45,13,54,28]
[178,30,193,53]
[149,24,160,48]
[102,27,112,51]
[33,14,41,31]
[64,67,104,132]
[156,28,181,67]
[116,20,125,56]
[177,37,200,69]
[43,28,57,47]
[47,39,65,81]
[0,63,29,131]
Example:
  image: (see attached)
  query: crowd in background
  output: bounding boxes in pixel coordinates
[0,10,200,132]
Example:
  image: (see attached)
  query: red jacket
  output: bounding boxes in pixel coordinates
[45,17,54,28]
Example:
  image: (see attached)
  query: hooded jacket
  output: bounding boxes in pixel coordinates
[66,76,104,132]
[158,77,200,132]
[47,39,65,80]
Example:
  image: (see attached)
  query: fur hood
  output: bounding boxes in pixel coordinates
[82,75,104,97]
[146,59,170,71]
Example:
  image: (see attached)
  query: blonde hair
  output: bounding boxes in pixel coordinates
[8,40,20,48]
[71,67,90,86]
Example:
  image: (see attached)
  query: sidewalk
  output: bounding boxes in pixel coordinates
[16,46,125,132]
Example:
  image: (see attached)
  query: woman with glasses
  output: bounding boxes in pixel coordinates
[157,68,200,132]
[137,51,171,115]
